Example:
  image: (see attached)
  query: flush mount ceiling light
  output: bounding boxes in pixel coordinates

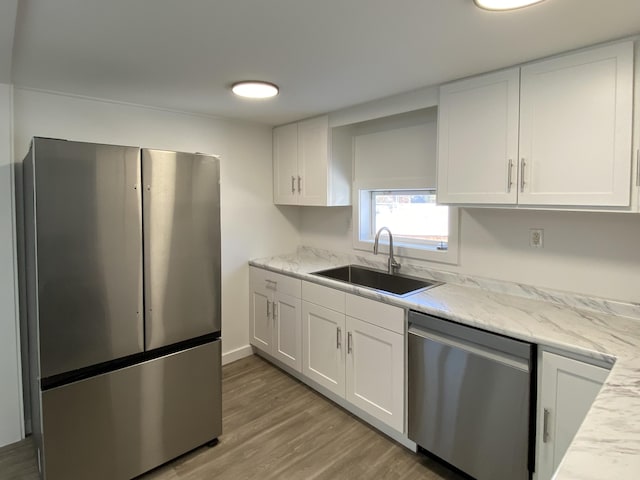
[231,81,279,99]
[474,0,546,10]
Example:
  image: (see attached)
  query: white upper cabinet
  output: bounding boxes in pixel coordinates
[437,41,634,209]
[298,116,329,205]
[273,123,299,205]
[437,68,520,204]
[273,115,351,206]
[519,42,634,206]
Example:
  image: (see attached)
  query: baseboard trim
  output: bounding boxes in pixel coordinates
[222,345,254,365]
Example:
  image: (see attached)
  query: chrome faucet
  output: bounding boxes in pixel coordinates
[373,227,401,274]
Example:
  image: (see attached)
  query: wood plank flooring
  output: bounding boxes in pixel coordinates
[0,436,39,480]
[0,354,464,480]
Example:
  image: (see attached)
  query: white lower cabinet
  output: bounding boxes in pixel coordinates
[535,350,609,480]
[345,315,404,432]
[249,267,302,372]
[301,281,405,433]
[302,301,345,396]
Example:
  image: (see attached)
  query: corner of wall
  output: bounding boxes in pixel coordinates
[0,82,25,447]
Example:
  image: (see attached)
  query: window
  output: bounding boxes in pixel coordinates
[370,190,449,250]
[348,107,458,265]
[353,184,459,265]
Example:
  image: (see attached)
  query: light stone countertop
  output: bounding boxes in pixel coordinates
[250,247,640,480]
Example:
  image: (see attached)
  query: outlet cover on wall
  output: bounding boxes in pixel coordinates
[529,228,544,248]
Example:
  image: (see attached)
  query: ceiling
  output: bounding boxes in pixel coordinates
[4,0,640,125]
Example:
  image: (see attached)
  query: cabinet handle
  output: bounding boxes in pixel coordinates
[347,332,352,354]
[336,327,342,349]
[636,150,639,187]
[507,159,514,193]
[265,279,277,290]
[291,175,295,193]
[266,300,271,319]
[520,158,526,193]
[543,408,551,443]
[297,176,302,193]
[273,302,278,321]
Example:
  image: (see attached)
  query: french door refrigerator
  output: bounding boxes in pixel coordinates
[21,138,222,479]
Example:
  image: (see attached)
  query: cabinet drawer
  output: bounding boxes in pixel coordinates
[302,281,345,313]
[250,267,301,298]
[346,294,404,334]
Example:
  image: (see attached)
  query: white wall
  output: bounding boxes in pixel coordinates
[299,203,640,303]
[11,88,300,366]
[0,83,23,447]
[353,108,437,186]
[329,85,438,127]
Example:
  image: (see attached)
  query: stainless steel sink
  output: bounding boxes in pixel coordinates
[311,264,442,297]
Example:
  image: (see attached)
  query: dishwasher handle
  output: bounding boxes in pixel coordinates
[408,324,530,373]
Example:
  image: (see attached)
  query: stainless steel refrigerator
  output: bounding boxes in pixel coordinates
[21,138,222,479]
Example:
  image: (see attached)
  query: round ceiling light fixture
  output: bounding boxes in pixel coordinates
[474,0,546,10]
[231,81,279,99]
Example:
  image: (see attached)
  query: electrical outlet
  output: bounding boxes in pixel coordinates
[529,228,544,248]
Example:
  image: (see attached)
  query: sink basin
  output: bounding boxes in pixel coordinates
[311,264,442,297]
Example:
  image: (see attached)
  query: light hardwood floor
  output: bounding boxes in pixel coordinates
[0,355,464,480]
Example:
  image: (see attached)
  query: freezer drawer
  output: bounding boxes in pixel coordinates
[40,340,222,480]
[408,313,532,480]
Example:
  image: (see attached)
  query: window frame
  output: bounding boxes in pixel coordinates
[352,179,459,265]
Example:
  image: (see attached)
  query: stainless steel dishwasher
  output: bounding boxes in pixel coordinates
[408,311,535,480]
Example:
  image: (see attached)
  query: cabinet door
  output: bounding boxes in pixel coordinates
[437,68,520,204]
[536,351,609,480]
[298,116,329,206]
[273,123,299,205]
[346,316,404,432]
[302,301,345,396]
[272,292,302,372]
[249,271,272,354]
[519,42,633,206]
